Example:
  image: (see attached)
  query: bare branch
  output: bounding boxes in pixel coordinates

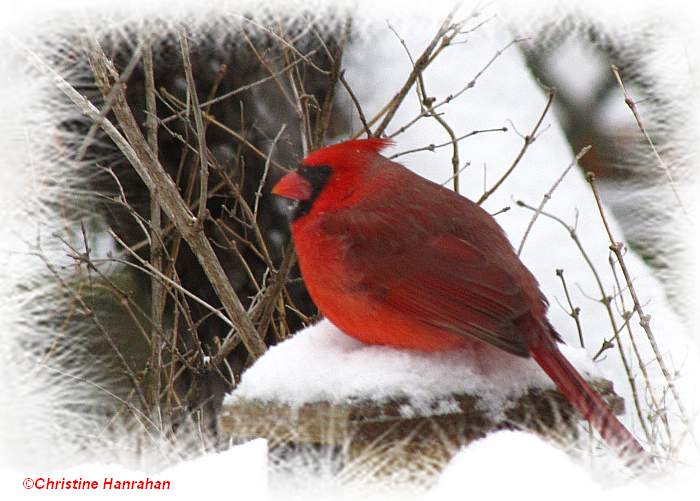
[515,200,651,441]
[555,269,585,349]
[373,9,458,137]
[254,124,286,218]
[586,172,692,439]
[76,39,145,161]
[517,144,591,255]
[143,35,164,416]
[160,86,290,173]
[610,65,686,213]
[478,87,555,205]
[386,38,524,141]
[179,31,209,224]
[339,70,371,137]
[78,37,266,359]
[390,127,507,159]
[159,56,310,125]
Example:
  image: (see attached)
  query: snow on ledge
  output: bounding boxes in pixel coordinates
[227,319,601,417]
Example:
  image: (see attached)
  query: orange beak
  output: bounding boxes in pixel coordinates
[272,170,313,201]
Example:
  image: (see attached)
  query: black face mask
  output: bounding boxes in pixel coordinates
[289,165,332,221]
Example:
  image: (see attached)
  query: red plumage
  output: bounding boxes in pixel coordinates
[272,138,650,464]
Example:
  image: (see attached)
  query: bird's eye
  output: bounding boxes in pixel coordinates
[297,166,331,193]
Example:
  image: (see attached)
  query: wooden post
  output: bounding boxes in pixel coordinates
[220,379,623,476]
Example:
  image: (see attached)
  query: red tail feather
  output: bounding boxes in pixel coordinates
[530,342,652,466]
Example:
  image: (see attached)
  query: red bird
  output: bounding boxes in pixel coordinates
[272,137,649,464]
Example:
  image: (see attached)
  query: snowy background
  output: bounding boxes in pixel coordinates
[1,0,699,499]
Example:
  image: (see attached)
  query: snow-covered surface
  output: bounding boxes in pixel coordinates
[428,430,700,501]
[229,319,599,418]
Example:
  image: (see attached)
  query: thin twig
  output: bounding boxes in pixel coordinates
[437,38,526,105]
[555,269,585,349]
[143,35,164,417]
[241,27,298,114]
[385,38,524,141]
[610,65,686,213]
[608,254,672,447]
[81,37,265,358]
[76,39,145,161]
[478,87,555,205]
[108,234,235,330]
[236,14,330,75]
[160,87,290,173]
[515,200,651,441]
[254,124,286,218]
[339,70,371,137]
[390,127,507,159]
[284,42,314,155]
[517,144,590,255]
[179,31,209,224]
[36,249,151,412]
[386,19,465,191]
[159,56,310,125]
[586,172,692,438]
[441,161,472,187]
[373,9,458,137]
[313,21,348,147]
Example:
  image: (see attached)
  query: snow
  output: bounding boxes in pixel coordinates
[428,430,700,501]
[229,319,600,418]
[0,439,268,500]
[427,431,594,501]
[162,439,268,499]
[3,432,697,501]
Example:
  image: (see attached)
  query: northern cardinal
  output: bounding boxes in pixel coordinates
[272,137,649,464]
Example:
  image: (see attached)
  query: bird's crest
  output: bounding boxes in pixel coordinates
[302,137,394,167]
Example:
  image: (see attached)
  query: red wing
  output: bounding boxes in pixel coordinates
[364,233,532,357]
[319,180,536,357]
